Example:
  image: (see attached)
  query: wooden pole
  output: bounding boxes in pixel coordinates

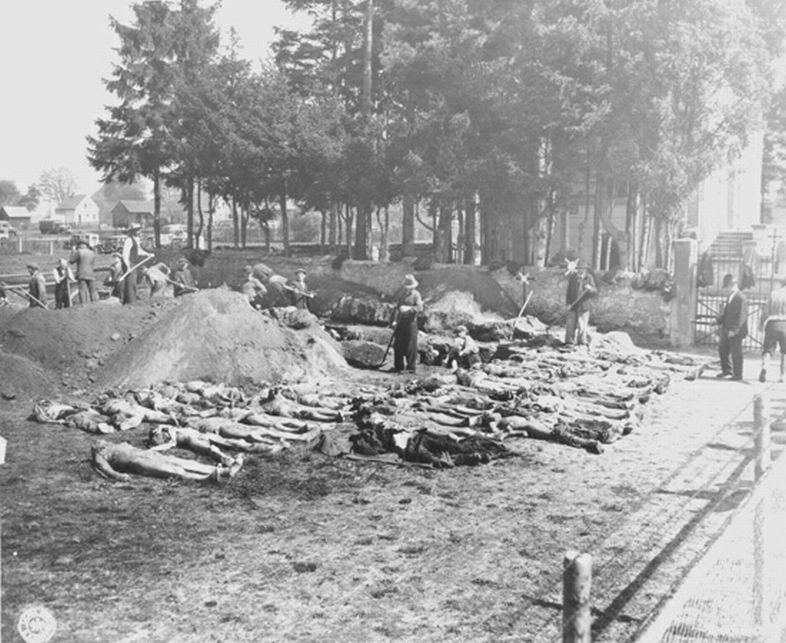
[563,550,592,643]
[754,394,770,481]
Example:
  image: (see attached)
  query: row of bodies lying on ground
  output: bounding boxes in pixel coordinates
[29,325,710,483]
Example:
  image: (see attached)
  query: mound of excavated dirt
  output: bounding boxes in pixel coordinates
[417,267,518,319]
[0,300,177,387]
[0,349,58,400]
[94,289,347,388]
[421,290,505,332]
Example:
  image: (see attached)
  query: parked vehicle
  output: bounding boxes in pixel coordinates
[65,233,102,251]
[39,220,71,235]
[101,234,127,254]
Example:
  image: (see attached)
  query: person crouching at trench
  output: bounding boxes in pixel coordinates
[445,325,480,372]
[391,273,424,374]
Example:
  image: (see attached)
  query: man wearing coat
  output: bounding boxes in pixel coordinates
[27,263,47,308]
[564,259,597,346]
[716,273,748,381]
[52,258,74,309]
[391,273,424,373]
[69,239,97,304]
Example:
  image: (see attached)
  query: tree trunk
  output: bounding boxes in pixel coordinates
[464,196,476,265]
[207,193,214,252]
[456,201,464,265]
[153,169,162,249]
[376,205,390,261]
[402,193,415,257]
[320,209,327,251]
[195,179,204,249]
[186,177,195,250]
[279,188,290,256]
[625,181,638,271]
[429,199,439,255]
[241,202,249,249]
[437,201,453,263]
[354,205,369,259]
[329,203,338,250]
[345,204,353,258]
[232,197,239,249]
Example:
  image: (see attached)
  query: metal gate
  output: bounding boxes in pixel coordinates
[694,231,779,352]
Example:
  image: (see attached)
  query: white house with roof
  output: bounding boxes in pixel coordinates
[54,195,99,227]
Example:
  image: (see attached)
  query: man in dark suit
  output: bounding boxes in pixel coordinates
[716,273,748,380]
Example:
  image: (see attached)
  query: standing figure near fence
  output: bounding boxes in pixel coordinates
[759,276,786,383]
[27,263,47,309]
[52,258,74,309]
[716,273,748,381]
[391,273,424,373]
[69,239,97,304]
[121,224,152,305]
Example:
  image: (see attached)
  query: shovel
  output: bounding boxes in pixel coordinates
[375,332,397,369]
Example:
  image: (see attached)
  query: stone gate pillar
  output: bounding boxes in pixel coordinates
[670,238,698,348]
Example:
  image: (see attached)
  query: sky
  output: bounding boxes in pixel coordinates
[0,1,309,198]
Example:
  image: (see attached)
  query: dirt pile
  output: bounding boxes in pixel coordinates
[0,350,57,400]
[0,300,175,387]
[95,289,347,388]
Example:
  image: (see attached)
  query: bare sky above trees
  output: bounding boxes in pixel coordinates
[0,1,307,195]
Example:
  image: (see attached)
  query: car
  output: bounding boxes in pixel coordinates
[65,233,102,251]
[101,234,127,254]
[39,220,71,235]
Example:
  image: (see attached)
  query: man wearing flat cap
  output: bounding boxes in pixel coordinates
[391,273,424,373]
[121,223,153,304]
[27,263,47,308]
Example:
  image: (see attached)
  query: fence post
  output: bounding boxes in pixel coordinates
[754,394,770,481]
[16,236,22,253]
[563,550,592,643]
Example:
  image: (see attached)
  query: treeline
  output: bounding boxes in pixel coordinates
[88,0,784,268]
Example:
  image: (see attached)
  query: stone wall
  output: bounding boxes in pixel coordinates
[490,266,671,339]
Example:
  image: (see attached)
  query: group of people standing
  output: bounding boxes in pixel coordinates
[22,223,196,310]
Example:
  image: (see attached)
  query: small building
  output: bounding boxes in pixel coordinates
[54,195,100,227]
[111,200,155,229]
[0,206,32,230]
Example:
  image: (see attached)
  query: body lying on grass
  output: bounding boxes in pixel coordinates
[147,425,284,461]
[91,439,243,482]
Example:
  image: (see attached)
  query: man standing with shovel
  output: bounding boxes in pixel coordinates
[120,223,153,305]
[564,259,597,345]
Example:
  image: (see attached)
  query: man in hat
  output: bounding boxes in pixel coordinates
[104,253,124,299]
[391,273,424,373]
[69,239,97,304]
[241,265,267,309]
[27,263,47,308]
[716,273,748,380]
[171,257,196,297]
[445,325,480,372]
[564,258,597,345]
[287,268,314,310]
[52,258,74,309]
[121,223,153,305]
